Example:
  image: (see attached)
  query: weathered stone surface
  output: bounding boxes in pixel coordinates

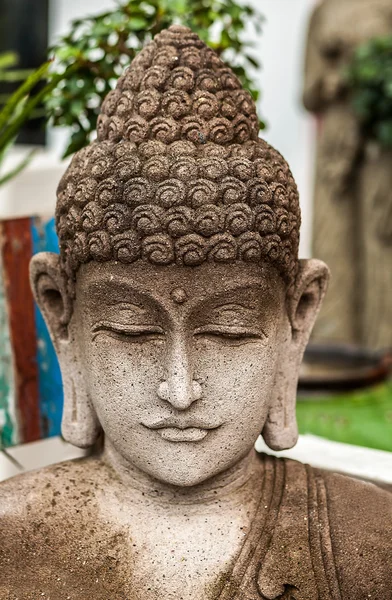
[303,0,392,350]
[0,25,390,599]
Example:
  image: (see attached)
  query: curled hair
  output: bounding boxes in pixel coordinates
[176,234,206,266]
[55,25,301,296]
[142,233,174,265]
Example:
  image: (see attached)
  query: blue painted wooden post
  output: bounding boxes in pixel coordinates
[0,252,17,448]
[0,215,63,448]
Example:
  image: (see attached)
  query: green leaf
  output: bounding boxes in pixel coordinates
[128,17,148,30]
[0,68,36,82]
[385,80,392,98]
[245,54,260,69]
[63,128,89,158]
[91,22,111,37]
[346,33,392,145]
[55,46,82,61]
[0,63,77,153]
[165,0,187,15]
[0,51,19,71]
[0,133,17,165]
[0,61,51,137]
[376,120,392,147]
[70,99,86,117]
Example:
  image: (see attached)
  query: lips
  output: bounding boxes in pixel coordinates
[142,419,221,442]
[157,427,210,442]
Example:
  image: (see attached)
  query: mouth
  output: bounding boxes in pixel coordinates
[156,427,211,442]
[142,421,222,443]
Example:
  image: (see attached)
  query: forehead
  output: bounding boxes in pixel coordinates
[75,260,285,313]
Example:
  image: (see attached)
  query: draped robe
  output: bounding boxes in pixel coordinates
[0,454,391,599]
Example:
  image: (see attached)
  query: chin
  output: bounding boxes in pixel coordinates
[150,462,217,488]
[141,452,226,488]
[146,447,248,488]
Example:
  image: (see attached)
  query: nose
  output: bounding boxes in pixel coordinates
[157,338,202,410]
[157,380,202,409]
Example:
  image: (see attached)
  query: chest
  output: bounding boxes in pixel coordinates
[124,510,250,600]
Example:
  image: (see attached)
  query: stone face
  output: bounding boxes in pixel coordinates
[303,0,392,350]
[0,24,391,599]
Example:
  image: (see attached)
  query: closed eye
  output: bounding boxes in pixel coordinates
[194,325,266,344]
[92,322,165,342]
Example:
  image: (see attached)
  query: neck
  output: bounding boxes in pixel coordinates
[102,440,263,506]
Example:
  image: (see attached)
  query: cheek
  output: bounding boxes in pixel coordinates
[195,339,278,417]
[81,337,165,420]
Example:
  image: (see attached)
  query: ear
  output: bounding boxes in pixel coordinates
[262,259,330,451]
[30,252,102,448]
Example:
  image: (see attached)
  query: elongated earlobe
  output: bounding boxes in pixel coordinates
[30,252,102,448]
[60,365,102,449]
[262,259,330,451]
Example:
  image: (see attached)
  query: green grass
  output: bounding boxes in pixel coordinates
[296,381,392,452]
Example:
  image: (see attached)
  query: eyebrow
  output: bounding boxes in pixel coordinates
[212,302,257,312]
[193,283,266,306]
[86,282,155,305]
[106,301,148,314]
[185,290,269,329]
[85,282,165,318]
[85,279,269,318]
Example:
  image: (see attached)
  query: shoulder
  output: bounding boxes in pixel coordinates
[316,468,392,599]
[0,457,119,595]
[320,468,392,542]
[265,455,392,598]
[0,460,80,593]
[0,456,112,548]
[0,456,102,518]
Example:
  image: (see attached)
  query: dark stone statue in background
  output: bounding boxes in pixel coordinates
[303,0,392,350]
[0,25,391,600]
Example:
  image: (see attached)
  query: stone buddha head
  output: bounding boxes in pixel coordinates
[31,26,328,487]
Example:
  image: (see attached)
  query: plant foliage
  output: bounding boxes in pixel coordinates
[297,381,392,453]
[0,57,76,187]
[46,0,264,158]
[346,35,392,147]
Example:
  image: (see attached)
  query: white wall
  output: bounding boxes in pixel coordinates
[249,0,316,257]
[49,0,117,39]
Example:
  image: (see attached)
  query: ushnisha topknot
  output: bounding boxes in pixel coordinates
[56,25,301,297]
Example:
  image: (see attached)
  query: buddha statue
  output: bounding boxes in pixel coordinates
[0,25,391,600]
[303,0,392,349]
